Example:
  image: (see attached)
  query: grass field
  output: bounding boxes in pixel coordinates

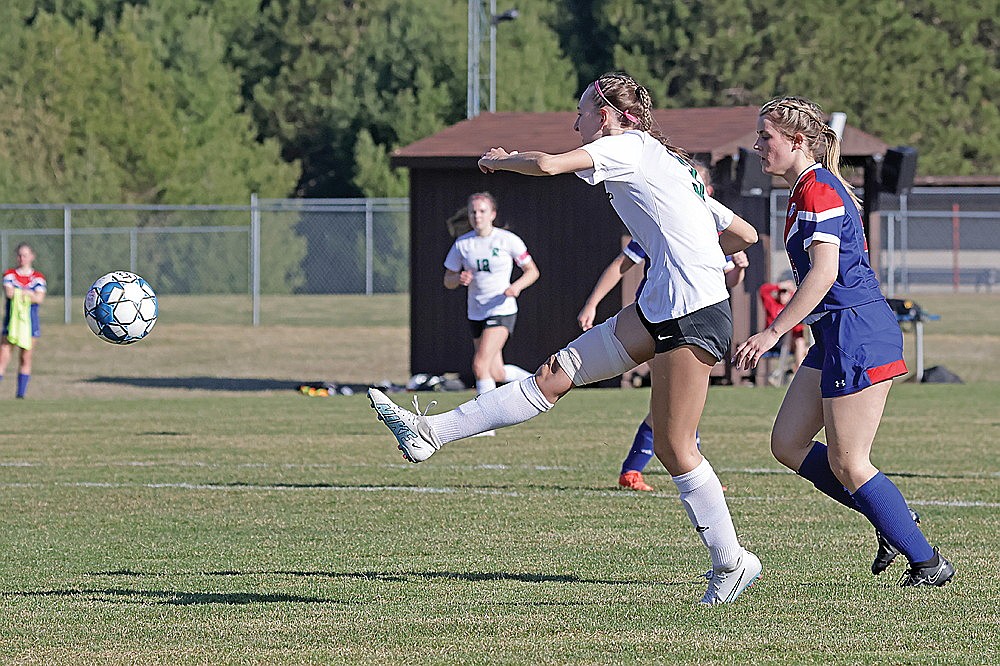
[1,293,998,664]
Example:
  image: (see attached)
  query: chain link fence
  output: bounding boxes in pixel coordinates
[3,188,995,327]
[0,198,409,326]
[767,187,1000,295]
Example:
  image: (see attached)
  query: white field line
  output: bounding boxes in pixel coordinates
[1,460,997,478]
[0,461,576,472]
[0,480,998,508]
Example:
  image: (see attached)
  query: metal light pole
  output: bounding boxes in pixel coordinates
[468,1,518,118]
[489,5,519,113]
[467,1,480,118]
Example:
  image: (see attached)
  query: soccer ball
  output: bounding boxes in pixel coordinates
[84,271,158,344]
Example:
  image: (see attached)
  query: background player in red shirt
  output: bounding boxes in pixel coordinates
[758,279,807,375]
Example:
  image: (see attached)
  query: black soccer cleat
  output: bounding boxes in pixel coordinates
[872,509,920,576]
[898,548,956,587]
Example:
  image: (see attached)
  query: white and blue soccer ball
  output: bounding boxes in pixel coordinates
[84,271,158,344]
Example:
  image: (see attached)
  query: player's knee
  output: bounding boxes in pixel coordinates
[538,354,567,385]
[827,455,846,474]
[770,431,801,468]
[825,450,859,483]
[553,319,636,387]
[534,354,573,401]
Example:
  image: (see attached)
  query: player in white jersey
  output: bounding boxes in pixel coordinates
[577,162,748,493]
[444,192,539,402]
[369,72,760,604]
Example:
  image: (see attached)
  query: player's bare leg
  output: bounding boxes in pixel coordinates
[647,343,760,604]
[770,367,824,471]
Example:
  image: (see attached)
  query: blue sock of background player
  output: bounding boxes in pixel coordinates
[619,420,702,491]
[620,421,654,476]
[16,372,29,398]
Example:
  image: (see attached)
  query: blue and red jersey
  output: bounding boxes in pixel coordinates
[784,164,884,321]
[3,268,46,337]
[3,268,46,297]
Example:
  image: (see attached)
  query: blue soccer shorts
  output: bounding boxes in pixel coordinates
[802,299,908,398]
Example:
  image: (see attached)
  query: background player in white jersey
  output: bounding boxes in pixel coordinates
[734,96,953,587]
[577,162,748,492]
[370,72,761,605]
[444,192,539,412]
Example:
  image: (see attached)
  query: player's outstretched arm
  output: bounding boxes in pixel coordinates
[478,148,594,176]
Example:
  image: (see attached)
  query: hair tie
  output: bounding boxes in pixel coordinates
[594,80,639,124]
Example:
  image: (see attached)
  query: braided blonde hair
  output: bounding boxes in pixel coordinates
[759,96,861,211]
[592,72,691,164]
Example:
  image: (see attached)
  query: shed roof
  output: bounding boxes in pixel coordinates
[391,107,889,168]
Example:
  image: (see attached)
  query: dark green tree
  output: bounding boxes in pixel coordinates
[0,5,297,203]
[0,3,304,293]
[234,0,577,199]
[592,0,999,175]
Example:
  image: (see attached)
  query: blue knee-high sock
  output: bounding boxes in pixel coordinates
[851,472,935,564]
[620,421,654,474]
[16,373,29,398]
[797,442,861,512]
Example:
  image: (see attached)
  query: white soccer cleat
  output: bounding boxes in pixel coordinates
[367,388,443,463]
[700,549,762,605]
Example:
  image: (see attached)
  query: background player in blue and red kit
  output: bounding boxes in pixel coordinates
[577,160,748,492]
[734,96,954,587]
[1,242,47,398]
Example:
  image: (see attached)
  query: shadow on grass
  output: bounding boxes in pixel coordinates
[209,481,597,493]
[90,568,688,587]
[85,376,299,391]
[7,588,335,605]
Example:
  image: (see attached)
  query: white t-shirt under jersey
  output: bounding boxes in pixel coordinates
[577,130,731,322]
[444,228,533,320]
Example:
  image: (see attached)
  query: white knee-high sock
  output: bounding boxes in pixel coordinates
[475,378,497,394]
[426,377,553,444]
[672,457,744,572]
[501,364,533,382]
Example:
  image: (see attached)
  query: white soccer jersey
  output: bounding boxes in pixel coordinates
[444,228,533,320]
[707,195,735,233]
[578,130,730,322]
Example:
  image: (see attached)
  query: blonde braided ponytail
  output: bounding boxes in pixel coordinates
[593,72,691,163]
[760,96,861,211]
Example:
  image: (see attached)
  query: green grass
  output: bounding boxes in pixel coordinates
[0,291,998,663]
[39,293,410,327]
[1,386,998,665]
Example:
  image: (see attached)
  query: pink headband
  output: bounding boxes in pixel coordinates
[593,80,639,124]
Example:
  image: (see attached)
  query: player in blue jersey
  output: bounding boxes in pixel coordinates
[734,96,954,587]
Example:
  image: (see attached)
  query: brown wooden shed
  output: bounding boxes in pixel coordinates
[391,108,887,386]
